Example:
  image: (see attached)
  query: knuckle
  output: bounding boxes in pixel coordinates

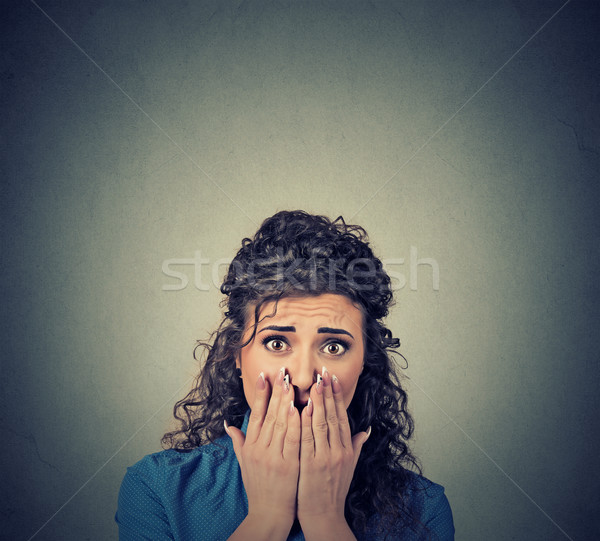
[285,433,300,446]
[338,416,349,428]
[330,449,343,463]
[315,420,328,433]
[301,432,314,443]
[314,457,328,472]
[264,411,277,425]
[248,411,262,425]
[266,454,280,467]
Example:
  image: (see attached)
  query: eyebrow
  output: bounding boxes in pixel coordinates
[257,325,354,339]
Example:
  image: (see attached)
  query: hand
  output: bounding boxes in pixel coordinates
[225,369,301,540]
[297,368,370,539]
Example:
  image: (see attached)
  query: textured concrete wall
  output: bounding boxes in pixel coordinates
[1,1,598,539]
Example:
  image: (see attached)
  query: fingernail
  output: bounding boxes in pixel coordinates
[289,400,295,416]
[257,372,266,390]
[283,373,290,392]
[331,374,341,393]
[223,420,231,435]
[366,426,372,439]
[277,367,285,384]
[316,373,323,393]
[306,397,313,416]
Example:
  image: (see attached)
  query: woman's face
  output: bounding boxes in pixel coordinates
[237,293,365,412]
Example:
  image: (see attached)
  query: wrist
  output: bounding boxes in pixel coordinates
[299,513,355,541]
[242,510,294,540]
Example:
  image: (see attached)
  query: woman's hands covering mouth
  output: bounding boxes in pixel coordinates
[225,367,371,541]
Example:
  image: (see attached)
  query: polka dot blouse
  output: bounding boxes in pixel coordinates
[116,411,455,540]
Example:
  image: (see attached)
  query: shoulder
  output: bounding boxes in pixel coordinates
[403,470,455,540]
[122,435,234,491]
[116,436,244,539]
[404,469,447,501]
[360,469,454,541]
[119,411,250,514]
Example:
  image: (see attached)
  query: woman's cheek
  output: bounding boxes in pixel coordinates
[342,376,361,408]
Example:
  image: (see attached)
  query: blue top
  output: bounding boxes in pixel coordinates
[116,412,454,540]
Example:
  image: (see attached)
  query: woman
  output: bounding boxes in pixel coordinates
[116,210,454,540]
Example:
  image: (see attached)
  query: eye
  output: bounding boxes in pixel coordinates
[261,335,289,352]
[322,341,349,356]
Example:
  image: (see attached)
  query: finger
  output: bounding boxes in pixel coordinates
[270,374,294,451]
[351,426,371,468]
[310,372,329,453]
[245,372,269,445]
[224,421,246,466]
[257,367,286,446]
[331,374,352,449]
[283,399,301,461]
[321,367,342,450]
[300,397,314,462]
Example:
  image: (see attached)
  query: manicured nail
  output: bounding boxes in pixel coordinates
[321,366,329,386]
[223,419,231,435]
[306,397,313,416]
[365,426,372,439]
[277,367,285,384]
[283,373,290,392]
[331,374,341,393]
[289,400,295,416]
[257,372,266,390]
[316,373,323,393]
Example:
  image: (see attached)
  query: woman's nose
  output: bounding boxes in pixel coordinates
[289,357,318,398]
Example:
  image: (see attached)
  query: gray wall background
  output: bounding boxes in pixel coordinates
[2,1,598,539]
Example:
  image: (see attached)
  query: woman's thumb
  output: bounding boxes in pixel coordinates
[351,426,371,461]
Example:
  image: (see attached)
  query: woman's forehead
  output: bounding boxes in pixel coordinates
[246,293,364,328]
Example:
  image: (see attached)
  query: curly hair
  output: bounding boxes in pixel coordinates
[162,210,428,538]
